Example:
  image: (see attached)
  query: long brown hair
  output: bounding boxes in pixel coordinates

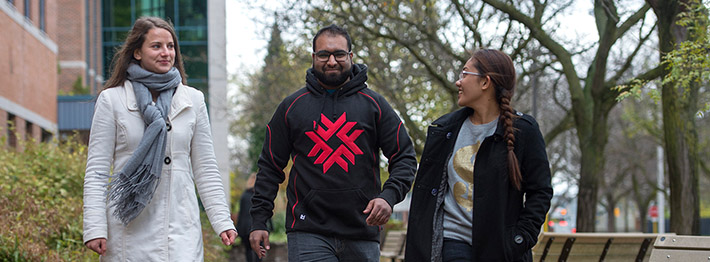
[103,16,187,89]
[470,49,522,190]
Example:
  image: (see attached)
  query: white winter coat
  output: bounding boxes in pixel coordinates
[83,81,235,261]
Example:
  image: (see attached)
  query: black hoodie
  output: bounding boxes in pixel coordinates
[250,64,417,241]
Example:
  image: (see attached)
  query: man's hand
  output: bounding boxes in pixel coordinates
[363,197,392,226]
[220,229,238,246]
[249,230,270,259]
[85,238,107,255]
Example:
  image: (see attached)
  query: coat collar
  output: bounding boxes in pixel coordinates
[432,107,506,138]
[123,80,192,120]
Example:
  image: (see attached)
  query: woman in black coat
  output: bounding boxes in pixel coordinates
[405,49,553,262]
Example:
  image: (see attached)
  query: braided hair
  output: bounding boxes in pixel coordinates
[471,49,522,190]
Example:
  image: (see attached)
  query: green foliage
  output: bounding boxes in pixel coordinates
[58,76,91,96]
[701,200,710,217]
[200,208,230,262]
[662,0,710,115]
[616,1,709,118]
[71,76,90,95]
[0,136,230,261]
[383,218,405,232]
[0,136,96,261]
[269,211,288,243]
[232,21,309,172]
[614,79,660,103]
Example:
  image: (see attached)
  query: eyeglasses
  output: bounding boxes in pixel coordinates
[313,50,351,62]
[459,70,485,80]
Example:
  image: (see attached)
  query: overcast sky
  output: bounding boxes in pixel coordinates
[225,1,601,81]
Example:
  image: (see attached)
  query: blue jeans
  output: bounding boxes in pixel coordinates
[442,238,473,262]
[287,231,380,262]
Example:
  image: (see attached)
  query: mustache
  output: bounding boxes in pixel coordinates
[322,65,342,71]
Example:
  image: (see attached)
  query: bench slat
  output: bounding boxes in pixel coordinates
[533,232,660,262]
[634,238,653,262]
[653,235,710,250]
[649,249,710,261]
[381,230,406,261]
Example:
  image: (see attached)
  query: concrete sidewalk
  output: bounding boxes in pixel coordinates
[229,243,287,262]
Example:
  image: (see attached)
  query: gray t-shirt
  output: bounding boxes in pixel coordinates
[443,117,498,245]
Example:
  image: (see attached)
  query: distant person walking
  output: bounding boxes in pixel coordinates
[249,24,417,261]
[82,16,236,261]
[236,173,266,262]
[405,49,553,261]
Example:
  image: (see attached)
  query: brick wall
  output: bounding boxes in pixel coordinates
[0,0,58,125]
[58,67,86,94]
[57,0,86,94]
[56,0,103,95]
[57,0,85,60]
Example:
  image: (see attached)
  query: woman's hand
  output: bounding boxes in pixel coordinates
[220,229,238,246]
[85,238,107,255]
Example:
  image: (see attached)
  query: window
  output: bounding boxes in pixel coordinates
[23,0,29,19]
[25,121,33,140]
[7,114,16,148]
[39,0,45,32]
[41,128,52,143]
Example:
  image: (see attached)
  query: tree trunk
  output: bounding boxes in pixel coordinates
[663,95,700,234]
[648,0,701,235]
[576,141,605,232]
[638,204,649,232]
[605,194,617,232]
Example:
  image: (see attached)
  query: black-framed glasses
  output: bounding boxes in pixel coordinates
[459,70,485,80]
[313,50,351,62]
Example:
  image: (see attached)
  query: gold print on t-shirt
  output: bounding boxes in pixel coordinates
[452,141,480,212]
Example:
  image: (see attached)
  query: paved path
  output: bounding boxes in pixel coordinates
[229,243,288,262]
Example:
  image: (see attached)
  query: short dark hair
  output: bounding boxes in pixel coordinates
[312,24,352,52]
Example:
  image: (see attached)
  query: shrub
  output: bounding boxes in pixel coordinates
[0,136,95,261]
[0,135,229,261]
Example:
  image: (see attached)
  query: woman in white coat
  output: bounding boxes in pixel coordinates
[83,16,237,261]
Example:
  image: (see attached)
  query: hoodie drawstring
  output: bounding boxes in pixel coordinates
[315,93,328,131]
[332,88,340,120]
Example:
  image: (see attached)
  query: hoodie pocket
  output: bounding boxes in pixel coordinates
[294,188,377,238]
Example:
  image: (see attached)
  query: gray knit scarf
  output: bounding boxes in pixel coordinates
[107,63,181,225]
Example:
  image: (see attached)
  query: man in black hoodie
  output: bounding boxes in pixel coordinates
[249,24,417,261]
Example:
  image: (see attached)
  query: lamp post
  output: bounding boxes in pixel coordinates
[657,145,665,234]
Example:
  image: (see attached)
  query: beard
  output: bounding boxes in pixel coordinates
[313,64,352,87]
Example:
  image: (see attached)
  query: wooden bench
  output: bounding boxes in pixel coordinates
[649,234,710,261]
[532,232,662,261]
[381,230,406,262]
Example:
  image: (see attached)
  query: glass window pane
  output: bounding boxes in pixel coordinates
[176,0,206,27]
[135,0,166,18]
[180,44,208,79]
[103,0,133,27]
[24,0,30,18]
[177,28,206,42]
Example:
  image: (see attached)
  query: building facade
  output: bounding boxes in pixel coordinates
[56,0,102,142]
[57,0,102,95]
[0,0,58,147]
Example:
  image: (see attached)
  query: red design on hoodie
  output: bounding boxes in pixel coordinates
[305,112,364,173]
